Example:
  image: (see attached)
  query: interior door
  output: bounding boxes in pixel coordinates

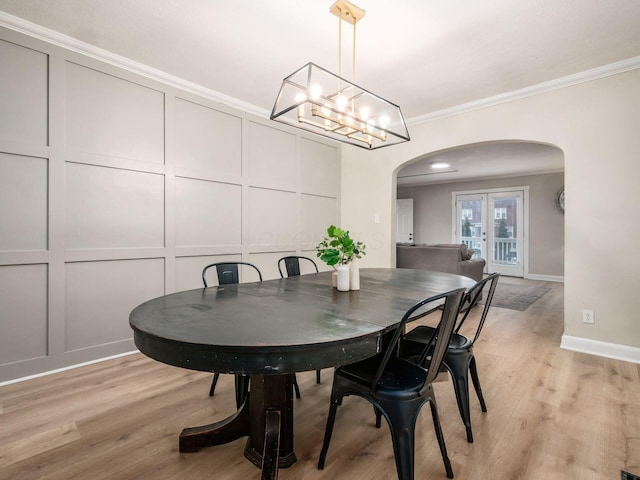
[396,199,414,243]
[454,190,525,277]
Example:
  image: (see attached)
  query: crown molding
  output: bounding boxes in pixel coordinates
[0,11,271,118]
[407,55,640,126]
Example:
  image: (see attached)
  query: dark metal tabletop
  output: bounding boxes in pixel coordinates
[130,268,476,375]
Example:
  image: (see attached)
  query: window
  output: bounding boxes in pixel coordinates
[494,207,507,219]
[462,208,472,219]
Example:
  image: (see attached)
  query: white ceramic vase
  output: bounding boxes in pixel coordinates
[332,270,338,288]
[349,260,360,290]
[337,264,350,291]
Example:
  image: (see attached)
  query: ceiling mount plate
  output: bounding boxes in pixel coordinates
[330,0,365,24]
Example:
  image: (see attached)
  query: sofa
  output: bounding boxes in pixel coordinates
[396,243,486,282]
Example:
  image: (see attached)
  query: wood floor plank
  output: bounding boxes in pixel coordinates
[1,278,639,480]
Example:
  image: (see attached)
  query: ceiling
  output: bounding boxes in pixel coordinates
[1,0,639,184]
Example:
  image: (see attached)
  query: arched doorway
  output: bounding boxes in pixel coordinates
[395,140,564,280]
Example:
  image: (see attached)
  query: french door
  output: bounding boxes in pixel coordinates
[454,189,526,277]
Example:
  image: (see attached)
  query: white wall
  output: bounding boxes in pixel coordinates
[0,27,340,382]
[342,68,640,355]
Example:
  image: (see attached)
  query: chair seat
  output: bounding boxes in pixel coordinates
[337,355,428,397]
[404,326,473,351]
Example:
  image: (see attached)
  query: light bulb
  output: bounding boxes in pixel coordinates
[295,93,307,117]
[336,96,347,111]
[310,84,322,100]
[378,115,390,128]
[360,106,370,121]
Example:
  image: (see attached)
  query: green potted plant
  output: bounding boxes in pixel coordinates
[316,225,366,291]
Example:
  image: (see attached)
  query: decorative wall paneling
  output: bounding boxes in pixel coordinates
[0,28,340,382]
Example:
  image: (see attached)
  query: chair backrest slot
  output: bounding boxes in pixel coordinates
[202,262,263,287]
[277,256,319,278]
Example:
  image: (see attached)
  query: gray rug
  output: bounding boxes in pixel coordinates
[488,282,551,311]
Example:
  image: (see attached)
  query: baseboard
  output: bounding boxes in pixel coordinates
[0,350,139,387]
[560,335,640,364]
[525,273,564,282]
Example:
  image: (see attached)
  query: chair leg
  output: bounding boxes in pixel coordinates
[317,399,339,470]
[447,356,474,443]
[261,409,281,480]
[373,405,383,428]
[316,369,321,384]
[469,357,487,412]
[384,404,419,480]
[293,374,301,399]
[428,396,454,479]
[235,374,250,408]
[209,373,220,397]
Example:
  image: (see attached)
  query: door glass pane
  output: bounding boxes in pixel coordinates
[492,196,518,265]
[459,198,483,259]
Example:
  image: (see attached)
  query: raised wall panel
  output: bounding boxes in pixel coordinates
[66,163,165,249]
[248,187,296,247]
[0,29,341,382]
[248,122,296,186]
[175,254,241,292]
[175,99,242,176]
[65,63,164,163]
[0,264,47,364]
[0,40,47,148]
[175,177,242,247]
[0,153,48,251]
[301,194,339,247]
[300,138,339,197]
[65,259,165,352]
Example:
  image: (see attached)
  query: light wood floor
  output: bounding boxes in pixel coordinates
[1,278,639,480]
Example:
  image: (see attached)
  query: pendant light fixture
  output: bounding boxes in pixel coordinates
[270,0,410,150]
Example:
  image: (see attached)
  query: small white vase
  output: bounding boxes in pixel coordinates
[349,260,360,290]
[332,270,338,288]
[337,264,350,291]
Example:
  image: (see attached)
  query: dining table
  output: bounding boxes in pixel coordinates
[129,267,476,474]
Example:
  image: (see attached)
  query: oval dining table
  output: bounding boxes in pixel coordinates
[129,268,476,474]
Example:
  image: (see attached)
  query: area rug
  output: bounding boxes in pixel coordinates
[487,282,551,311]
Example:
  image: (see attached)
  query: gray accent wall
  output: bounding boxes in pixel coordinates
[398,172,564,278]
[0,29,340,382]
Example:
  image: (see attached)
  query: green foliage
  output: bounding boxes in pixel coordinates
[316,225,366,267]
[497,218,509,238]
[462,216,472,237]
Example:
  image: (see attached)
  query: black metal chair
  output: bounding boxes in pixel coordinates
[400,272,500,443]
[317,288,466,480]
[277,255,323,384]
[202,262,260,405]
[277,255,319,278]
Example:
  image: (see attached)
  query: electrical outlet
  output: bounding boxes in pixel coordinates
[582,309,595,324]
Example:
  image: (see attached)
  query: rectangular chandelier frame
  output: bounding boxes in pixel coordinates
[270,62,410,150]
